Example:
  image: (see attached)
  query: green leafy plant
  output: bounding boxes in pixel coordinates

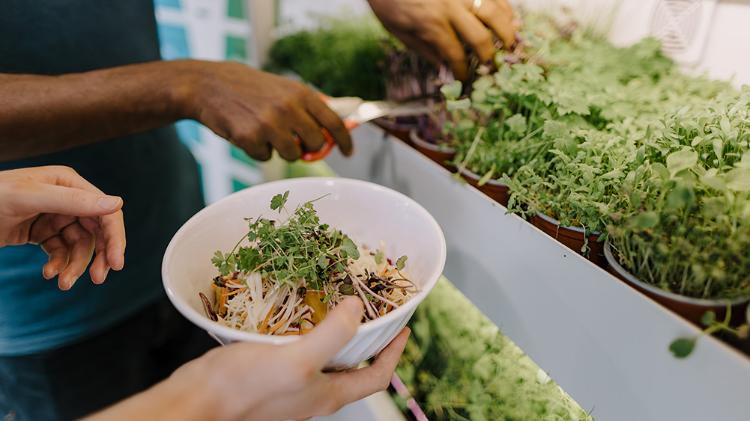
[211,191,359,290]
[670,307,749,358]
[266,15,389,100]
[266,14,450,102]
[608,89,750,300]
[444,12,729,237]
[440,13,750,359]
[396,279,592,420]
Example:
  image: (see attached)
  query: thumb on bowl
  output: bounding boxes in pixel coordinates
[297,297,364,368]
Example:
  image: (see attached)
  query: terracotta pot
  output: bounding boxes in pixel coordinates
[409,129,456,169]
[530,213,606,267]
[604,241,750,327]
[458,168,510,207]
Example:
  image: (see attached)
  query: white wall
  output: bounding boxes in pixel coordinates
[519,0,750,85]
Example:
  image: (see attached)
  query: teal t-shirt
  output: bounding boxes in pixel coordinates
[0,0,205,355]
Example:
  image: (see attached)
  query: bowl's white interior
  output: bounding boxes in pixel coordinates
[162,177,445,344]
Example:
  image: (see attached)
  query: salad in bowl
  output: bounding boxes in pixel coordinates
[162,177,445,368]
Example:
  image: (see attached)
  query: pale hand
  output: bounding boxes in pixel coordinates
[87,298,410,421]
[0,166,126,290]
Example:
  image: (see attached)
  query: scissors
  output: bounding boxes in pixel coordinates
[298,96,432,161]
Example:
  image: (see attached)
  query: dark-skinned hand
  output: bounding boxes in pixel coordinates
[368,0,517,80]
[179,61,352,161]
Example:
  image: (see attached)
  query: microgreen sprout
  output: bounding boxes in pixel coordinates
[669,307,749,358]
[206,191,416,336]
[442,11,750,303]
[211,191,355,290]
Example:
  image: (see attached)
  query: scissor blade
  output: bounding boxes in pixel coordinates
[348,99,432,124]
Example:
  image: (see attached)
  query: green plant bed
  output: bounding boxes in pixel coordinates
[396,279,592,420]
[607,89,750,301]
[441,10,750,309]
[266,14,450,102]
[443,13,731,236]
[266,15,389,100]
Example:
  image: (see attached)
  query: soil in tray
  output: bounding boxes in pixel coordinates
[409,128,456,169]
[531,213,606,267]
[459,168,510,207]
[604,242,750,329]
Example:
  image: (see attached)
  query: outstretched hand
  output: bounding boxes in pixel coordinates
[0,166,126,289]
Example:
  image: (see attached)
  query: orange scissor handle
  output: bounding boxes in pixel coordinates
[297,93,359,162]
[300,129,336,161]
[298,119,358,162]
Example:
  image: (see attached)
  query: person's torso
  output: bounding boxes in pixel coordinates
[0,0,205,355]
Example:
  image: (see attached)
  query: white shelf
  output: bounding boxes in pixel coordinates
[315,391,404,421]
[326,123,750,421]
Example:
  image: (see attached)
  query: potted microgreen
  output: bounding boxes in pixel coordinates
[476,31,723,264]
[441,66,551,207]
[405,81,464,169]
[420,13,567,178]
[504,125,638,265]
[440,22,559,206]
[606,92,750,328]
[377,42,453,143]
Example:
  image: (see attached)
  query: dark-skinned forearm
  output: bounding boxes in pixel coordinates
[0,60,198,161]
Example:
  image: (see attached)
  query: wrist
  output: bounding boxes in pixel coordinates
[160,59,205,120]
[149,373,223,420]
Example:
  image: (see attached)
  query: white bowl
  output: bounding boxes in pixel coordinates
[162,177,446,368]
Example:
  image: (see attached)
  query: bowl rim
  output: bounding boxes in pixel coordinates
[162,177,447,345]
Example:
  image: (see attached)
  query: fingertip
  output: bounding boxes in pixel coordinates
[58,276,74,291]
[343,130,354,155]
[451,62,469,81]
[108,246,125,271]
[111,255,125,271]
[341,138,354,157]
[392,327,411,349]
[338,296,364,319]
[91,267,109,285]
[272,136,303,162]
[96,195,123,212]
[42,263,58,280]
[380,328,410,356]
[89,264,103,285]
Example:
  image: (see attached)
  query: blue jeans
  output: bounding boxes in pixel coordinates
[0,297,217,421]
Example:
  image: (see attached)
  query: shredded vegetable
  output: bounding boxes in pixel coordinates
[201,191,416,335]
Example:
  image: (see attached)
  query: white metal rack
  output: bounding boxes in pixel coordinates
[326,124,750,421]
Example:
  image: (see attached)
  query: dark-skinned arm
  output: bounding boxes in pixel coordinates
[0,59,352,162]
